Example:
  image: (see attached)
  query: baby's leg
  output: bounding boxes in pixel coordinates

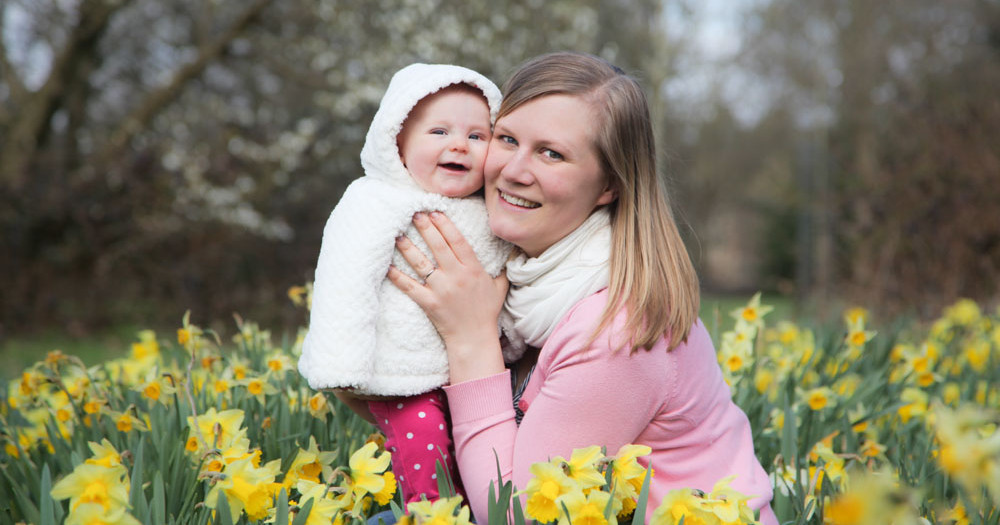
[368,390,463,504]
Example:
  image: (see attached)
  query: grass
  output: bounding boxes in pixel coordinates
[1,291,796,383]
[0,324,152,381]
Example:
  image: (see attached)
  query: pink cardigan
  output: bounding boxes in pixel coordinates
[444,289,777,524]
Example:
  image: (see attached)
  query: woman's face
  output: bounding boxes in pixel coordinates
[484,94,616,257]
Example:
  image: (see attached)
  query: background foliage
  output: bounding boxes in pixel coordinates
[2,0,998,340]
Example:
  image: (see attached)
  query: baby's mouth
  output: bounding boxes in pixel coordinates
[439,162,469,172]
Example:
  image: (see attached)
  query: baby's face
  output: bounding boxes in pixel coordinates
[397,88,491,198]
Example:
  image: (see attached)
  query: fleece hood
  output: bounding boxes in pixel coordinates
[359,63,502,190]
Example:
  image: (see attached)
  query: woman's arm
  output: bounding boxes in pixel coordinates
[444,296,672,521]
[386,211,509,384]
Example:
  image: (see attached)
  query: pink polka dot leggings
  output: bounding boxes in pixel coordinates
[368,390,465,504]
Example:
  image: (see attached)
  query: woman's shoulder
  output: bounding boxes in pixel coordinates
[544,289,663,358]
[548,290,714,358]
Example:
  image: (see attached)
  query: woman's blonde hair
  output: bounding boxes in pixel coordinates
[499,51,699,352]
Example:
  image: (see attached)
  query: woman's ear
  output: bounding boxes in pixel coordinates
[595,181,618,206]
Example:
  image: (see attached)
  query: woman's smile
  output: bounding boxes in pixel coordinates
[497,189,541,209]
[484,94,616,257]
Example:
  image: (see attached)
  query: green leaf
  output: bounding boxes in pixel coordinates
[511,493,526,525]
[150,471,166,525]
[630,466,653,525]
[487,479,507,525]
[274,488,289,525]
[39,464,55,525]
[290,497,314,525]
[434,455,456,498]
[486,451,512,525]
[215,492,235,525]
[130,438,148,519]
[390,499,405,519]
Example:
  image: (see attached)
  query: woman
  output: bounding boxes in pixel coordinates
[389,52,777,524]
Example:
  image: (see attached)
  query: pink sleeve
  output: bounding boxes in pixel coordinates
[443,371,518,520]
[444,309,671,521]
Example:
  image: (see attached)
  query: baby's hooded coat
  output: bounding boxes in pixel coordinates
[297,64,514,395]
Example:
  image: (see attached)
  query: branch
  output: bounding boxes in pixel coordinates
[0,0,130,189]
[82,0,274,178]
[0,3,29,108]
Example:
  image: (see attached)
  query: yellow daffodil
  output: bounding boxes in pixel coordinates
[265,352,295,374]
[205,455,282,521]
[85,439,123,468]
[649,487,713,525]
[945,298,981,326]
[308,392,332,419]
[133,372,176,405]
[557,488,615,525]
[522,461,579,523]
[944,502,971,525]
[294,480,350,525]
[287,283,313,309]
[897,388,928,423]
[804,387,835,411]
[845,317,877,351]
[931,402,1000,501]
[609,444,652,518]
[112,411,148,433]
[859,437,886,458]
[823,469,921,525]
[130,330,161,363]
[238,375,278,404]
[753,368,775,397]
[345,441,394,514]
[843,307,869,326]
[706,476,756,524]
[63,503,142,525]
[50,463,131,513]
[962,338,990,373]
[285,437,340,489]
[187,407,246,453]
[552,445,606,492]
[943,382,962,405]
[406,495,472,525]
[730,292,773,326]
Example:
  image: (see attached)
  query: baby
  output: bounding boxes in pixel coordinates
[297,64,515,504]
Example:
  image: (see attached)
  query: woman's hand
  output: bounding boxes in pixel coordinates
[387,211,508,384]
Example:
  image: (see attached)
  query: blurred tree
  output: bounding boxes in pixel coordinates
[729,0,1000,316]
[0,0,679,336]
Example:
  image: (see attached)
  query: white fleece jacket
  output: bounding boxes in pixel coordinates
[297,63,514,395]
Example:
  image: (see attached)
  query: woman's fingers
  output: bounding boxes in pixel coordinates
[410,211,478,269]
[387,264,434,304]
[394,234,437,280]
[427,211,480,266]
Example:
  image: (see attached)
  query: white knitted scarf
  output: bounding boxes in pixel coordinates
[502,208,611,353]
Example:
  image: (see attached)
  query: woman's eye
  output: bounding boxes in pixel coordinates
[542,149,564,161]
[497,135,517,146]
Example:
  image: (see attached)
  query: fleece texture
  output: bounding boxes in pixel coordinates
[297,64,512,395]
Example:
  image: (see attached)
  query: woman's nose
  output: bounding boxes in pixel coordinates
[498,150,533,185]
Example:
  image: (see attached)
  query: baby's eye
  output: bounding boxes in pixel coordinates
[431,129,446,135]
[497,135,517,146]
[542,148,564,161]
[469,132,487,141]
